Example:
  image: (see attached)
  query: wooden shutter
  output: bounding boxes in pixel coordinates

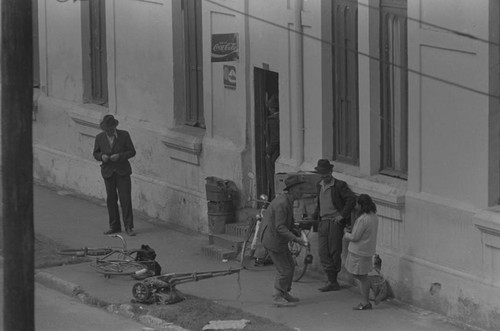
[33,0,39,87]
[89,0,108,105]
[333,0,359,164]
[380,0,408,178]
[185,0,204,127]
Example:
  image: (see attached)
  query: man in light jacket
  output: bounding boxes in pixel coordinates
[261,175,308,307]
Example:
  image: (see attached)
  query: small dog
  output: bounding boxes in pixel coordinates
[368,254,394,305]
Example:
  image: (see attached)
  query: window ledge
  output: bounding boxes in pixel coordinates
[161,126,204,165]
[474,208,500,249]
[334,172,406,222]
[69,106,103,138]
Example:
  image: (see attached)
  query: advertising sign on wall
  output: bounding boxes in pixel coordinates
[211,33,239,62]
[223,65,236,89]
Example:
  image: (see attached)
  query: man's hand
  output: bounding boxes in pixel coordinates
[101,154,110,162]
[334,215,343,226]
[295,238,309,247]
[110,154,119,162]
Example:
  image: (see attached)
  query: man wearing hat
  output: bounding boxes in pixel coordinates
[311,159,356,291]
[260,175,309,307]
[93,114,137,236]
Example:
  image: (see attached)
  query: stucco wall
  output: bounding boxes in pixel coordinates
[401,1,500,329]
[408,0,491,205]
[112,1,174,128]
[34,0,250,232]
[43,0,83,102]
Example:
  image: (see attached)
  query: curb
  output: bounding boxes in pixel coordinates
[34,271,188,331]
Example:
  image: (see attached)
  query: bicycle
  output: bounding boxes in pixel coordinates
[58,234,155,278]
[290,219,315,282]
[239,194,315,280]
[240,194,270,268]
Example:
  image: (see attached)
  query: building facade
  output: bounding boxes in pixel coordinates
[34,0,499,329]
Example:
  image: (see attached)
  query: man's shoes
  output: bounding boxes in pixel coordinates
[272,296,296,307]
[352,302,372,310]
[125,228,136,236]
[282,292,300,303]
[318,282,341,292]
[103,229,121,235]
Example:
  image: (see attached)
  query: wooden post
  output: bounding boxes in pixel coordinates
[1,0,34,330]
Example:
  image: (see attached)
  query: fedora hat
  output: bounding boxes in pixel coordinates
[314,159,333,174]
[100,114,119,131]
[284,174,306,191]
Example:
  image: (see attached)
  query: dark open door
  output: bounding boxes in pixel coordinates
[254,68,279,199]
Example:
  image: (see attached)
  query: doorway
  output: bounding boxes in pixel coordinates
[254,68,279,199]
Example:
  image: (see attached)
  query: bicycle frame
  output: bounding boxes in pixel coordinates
[290,219,315,282]
[240,194,270,268]
[58,234,155,278]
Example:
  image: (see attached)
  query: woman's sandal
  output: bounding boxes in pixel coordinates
[353,302,372,310]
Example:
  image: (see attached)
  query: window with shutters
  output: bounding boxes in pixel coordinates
[380,0,408,178]
[171,0,204,128]
[82,0,108,106]
[33,0,39,87]
[333,0,359,165]
[183,0,204,127]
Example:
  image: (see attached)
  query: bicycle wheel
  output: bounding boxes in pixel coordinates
[240,219,257,268]
[290,242,309,282]
[58,247,112,257]
[91,260,147,276]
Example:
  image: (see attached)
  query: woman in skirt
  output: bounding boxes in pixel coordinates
[344,194,379,310]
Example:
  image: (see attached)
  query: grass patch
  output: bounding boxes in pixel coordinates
[141,294,293,331]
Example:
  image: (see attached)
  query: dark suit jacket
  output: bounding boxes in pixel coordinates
[312,178,356,227]
[260,193,298,252]
[93,129,136,179]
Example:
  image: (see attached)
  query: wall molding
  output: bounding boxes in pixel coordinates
[69,106,103,138]
[161,126,204,165]
[474,207,500,248]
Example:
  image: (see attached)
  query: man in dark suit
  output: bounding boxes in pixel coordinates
[311,159,356,291]
[93,114,137,236]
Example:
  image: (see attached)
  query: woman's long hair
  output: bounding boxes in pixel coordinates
[358,194,377,214]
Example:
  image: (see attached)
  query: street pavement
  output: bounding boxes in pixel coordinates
[0,262,154,331]
[9,183,488,331]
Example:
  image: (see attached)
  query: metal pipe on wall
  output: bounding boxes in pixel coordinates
[294,0,305,166]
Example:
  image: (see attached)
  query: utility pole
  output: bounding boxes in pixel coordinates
[1,0,34,330]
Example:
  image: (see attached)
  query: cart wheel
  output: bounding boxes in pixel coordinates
[290,241,309,282]
[132,282,151,302]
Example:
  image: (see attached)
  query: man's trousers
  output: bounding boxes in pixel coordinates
[317,219,344,275]
[267,248,295,296]
[104,173,133,231]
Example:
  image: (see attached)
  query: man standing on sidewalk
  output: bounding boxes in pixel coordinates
[311,159,356,292]
[93,114,137,236]
[260,175,308,307]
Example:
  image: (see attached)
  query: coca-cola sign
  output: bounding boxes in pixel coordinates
[211,33,239,62]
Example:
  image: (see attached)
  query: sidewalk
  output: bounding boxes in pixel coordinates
[32,183,484,331]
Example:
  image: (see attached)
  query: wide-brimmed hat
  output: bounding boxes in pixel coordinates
[284,175,307,191]
[100,114,119,130]
[314,159,334,174]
